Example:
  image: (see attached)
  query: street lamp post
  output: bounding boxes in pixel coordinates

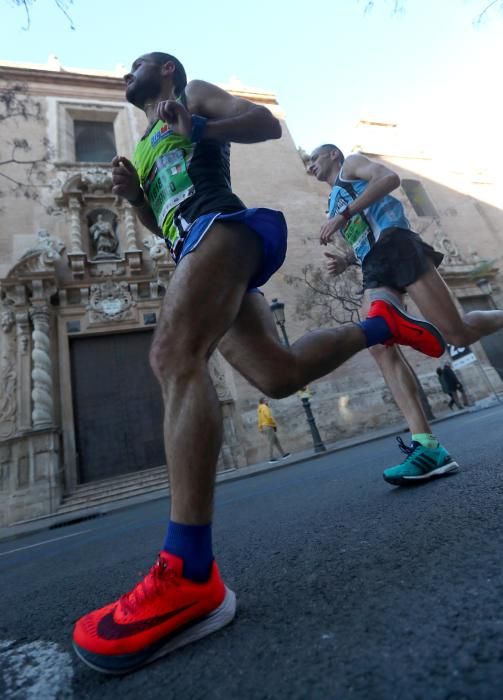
[270,298,326,453]
[269,298,291,349]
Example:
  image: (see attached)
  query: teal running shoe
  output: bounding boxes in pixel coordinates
[383,437,459,485]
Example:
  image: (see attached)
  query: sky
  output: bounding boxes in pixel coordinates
[1,0,502,158]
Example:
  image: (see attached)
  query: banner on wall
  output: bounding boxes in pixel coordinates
[447,344,477,370]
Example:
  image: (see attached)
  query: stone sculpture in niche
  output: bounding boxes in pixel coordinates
[89,212,120,260]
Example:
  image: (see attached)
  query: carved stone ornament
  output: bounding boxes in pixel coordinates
[432,234,464,266]
[0,307,17,437]
[0,346,17,438]
[0,308,15,334]
[54,168,113,209]
[30,305,54,429]
[87,280,135,322]
[81,168,113,193]
[143,235,169,261]
[7,230,66,279]
[89,261,126,278]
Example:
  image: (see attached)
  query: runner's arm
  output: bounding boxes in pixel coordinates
[111,156,162,236]
[132,198,163,237]
[186,80,282,143]
[324,248,357,276]
[339,154,401,217]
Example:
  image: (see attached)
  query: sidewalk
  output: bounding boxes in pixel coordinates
[1,397,500,543]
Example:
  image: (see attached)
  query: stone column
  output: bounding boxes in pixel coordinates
[15,310,32,432]
[30,305,54,429]
[68,197,83,252]
[0,309,17,439]
[123,204,139,250]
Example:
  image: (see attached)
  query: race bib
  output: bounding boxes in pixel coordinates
[144,149,195,228]
[341,214,372,261]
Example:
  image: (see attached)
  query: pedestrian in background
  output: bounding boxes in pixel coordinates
[436,367,463,410]
[257,398,290,463]
[443,362,470,407]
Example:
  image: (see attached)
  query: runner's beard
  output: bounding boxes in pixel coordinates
[126,76,161,110]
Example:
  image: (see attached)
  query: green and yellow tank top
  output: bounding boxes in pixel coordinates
[133,121,195,258]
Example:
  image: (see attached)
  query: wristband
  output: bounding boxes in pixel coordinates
[128,188,145,207]
[190,114,208,143]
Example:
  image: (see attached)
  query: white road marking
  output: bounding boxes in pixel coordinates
[0,640,74,699]
[0,529,93,557]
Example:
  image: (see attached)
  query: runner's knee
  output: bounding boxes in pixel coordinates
[368,343,400,367]
[149,323,211,384]
[368,344,388,362]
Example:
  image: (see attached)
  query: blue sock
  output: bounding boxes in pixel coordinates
[357,317,393,347]
[163,521,213,582]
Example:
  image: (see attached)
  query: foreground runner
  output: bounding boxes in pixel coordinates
[308,144,503,485]
[72,53,446,674]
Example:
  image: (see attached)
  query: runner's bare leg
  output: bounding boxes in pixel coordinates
[219,292,366,399]
[152,225,367,524]
[406,262,503,345]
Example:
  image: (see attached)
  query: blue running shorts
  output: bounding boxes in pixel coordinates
[178,208,288,290]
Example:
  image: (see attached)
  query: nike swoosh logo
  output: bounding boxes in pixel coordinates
[97,601,199,640]
[402,325,424,335]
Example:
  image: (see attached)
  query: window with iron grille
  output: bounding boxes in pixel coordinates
[74,120,117,163]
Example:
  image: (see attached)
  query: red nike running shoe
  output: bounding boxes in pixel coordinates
[73,552,236,675]
[367,299,446,358]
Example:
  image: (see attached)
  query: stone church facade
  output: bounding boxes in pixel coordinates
[0,59,501,525]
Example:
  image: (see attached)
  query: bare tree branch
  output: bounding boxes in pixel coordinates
[474,0,503,24]
[0,78,54,211]
[7,0,75,30]
[285,263,364,329]
[360,0,405,14]
[360,0,503,23]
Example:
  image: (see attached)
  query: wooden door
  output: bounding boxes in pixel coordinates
[70,331,165,483]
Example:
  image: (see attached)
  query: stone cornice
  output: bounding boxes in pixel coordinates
[0,65,125,96]
[0,64,279,106]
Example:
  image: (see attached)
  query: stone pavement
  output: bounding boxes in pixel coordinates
[1,395,500,543]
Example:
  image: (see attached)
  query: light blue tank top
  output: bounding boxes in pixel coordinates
[329,171,410,261]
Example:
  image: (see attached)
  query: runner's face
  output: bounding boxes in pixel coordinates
[124,55,162,108]
[308,148,333,181]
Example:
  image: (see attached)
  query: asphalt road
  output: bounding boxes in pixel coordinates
[1,405,502,700]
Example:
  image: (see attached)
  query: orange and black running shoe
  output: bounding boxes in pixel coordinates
[367,299,446,358]
[73,552,236,675]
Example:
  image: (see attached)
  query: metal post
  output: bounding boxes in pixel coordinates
[275,318,326,454]
[301,397,326,453]
[279,323,290,349]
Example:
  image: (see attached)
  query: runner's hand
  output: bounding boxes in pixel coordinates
[320,215,344,245]
[111,156,141,201]
[156,100,192,139]
[324,251,350,276]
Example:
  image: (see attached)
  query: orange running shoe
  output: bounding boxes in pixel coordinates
[367,299,446,358]
[73,552,236,675]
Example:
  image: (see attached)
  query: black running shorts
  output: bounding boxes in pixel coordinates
[361,227,444,293]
